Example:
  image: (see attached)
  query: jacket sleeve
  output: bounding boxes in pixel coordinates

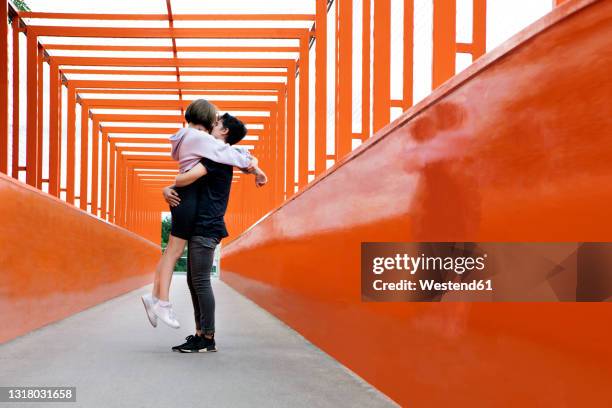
[190,134,252,168]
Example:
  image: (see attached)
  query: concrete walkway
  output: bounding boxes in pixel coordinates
[0,276,396,408]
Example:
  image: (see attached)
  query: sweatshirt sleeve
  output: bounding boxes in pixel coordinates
[190,134,252,168]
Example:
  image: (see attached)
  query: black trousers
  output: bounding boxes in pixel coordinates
[186,236,220,335]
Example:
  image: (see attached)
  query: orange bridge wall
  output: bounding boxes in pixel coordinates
[0,173,160,343]
[221,1,612,406]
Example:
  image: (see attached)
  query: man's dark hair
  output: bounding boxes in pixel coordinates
[220,113,248,145]
[185,99,217,133]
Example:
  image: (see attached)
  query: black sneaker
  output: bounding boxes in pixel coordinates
[178,334,217,353]
[172,335,199,352]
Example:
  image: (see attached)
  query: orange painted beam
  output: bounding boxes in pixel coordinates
[66,86,76,204]
[122,159,178,167]
[63,68,288,77]
[100,133,109,220]
[115,155,125,226]
[25,34,38,187]
[165,0,184,124]
[57,81,63,190]
[336,0,353,159]
[334,0,340,160]
[285,61,296,197]
[121,155,175,162]
[432,0,456,88]
[91,120,100,216]
[30,26,308,40]
[103,126,263,135]
[20,12,315,21]
[297,33,310,188]
[53,56,292,70]
[47,44,300,53]
[81,98,275,110]
[277,86,287,201]
[48,63,61,197]
[36,45,43,189]
[68,79,285,90]
[402,0,414,109]
[103,127,180,135]
[95,114,270,127]
[116,146,171,154]
[108,144,116,222]
[10,18,19,179]
[136,176,176,181]
[0,0,7,173]
[109,136,257,147]
[361,0,371,140]
[473,0,487,59]
[78,89,279,96]
[79,104,89,211]
[372,0,391,132]
[314,0,327,175]
[133,169,178,173]
[96,114,184,123]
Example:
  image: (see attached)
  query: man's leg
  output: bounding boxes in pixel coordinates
[187,236,219,338]
[186,242,202,335]
[171,244,205,352]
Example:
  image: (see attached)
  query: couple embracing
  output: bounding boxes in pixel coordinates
[141,99,267,353]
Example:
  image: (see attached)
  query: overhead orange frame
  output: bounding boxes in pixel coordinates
[62,69,288,77]
[96,114,270,126]
[47,55,301,196]
[29,26,312,40]
[6,3,322,239]
[47,45,300,53]
[20,12,316,21]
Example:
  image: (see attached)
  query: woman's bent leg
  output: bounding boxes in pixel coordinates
[153,234,187,301]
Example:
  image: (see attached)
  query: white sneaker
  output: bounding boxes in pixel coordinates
[141,294,157,327]
[153,302,180,329]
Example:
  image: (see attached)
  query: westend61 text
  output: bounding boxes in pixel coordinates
[373,279,494,291]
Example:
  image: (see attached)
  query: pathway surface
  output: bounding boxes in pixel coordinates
[0,275,396,408]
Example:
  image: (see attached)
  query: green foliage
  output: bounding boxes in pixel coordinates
[14,0,31,11]
[161,215,171,247]
[8,0,31,23]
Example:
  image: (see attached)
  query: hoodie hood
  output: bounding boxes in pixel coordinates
[170,127,194,161]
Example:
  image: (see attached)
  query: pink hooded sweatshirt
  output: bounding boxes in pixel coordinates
[170,127,252,173]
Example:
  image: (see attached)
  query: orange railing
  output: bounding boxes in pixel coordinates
[221,1,612,406]
[0,173,160,343]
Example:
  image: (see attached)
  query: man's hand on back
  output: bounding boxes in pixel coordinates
[163,186,180,207]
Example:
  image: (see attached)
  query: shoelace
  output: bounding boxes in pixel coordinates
[168,308,177,321]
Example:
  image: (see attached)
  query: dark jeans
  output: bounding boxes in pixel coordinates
[186,236,220,335]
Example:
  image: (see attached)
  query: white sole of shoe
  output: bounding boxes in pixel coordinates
[179,348,217,353]
[152,306,180,329]
[141,296,157,328]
